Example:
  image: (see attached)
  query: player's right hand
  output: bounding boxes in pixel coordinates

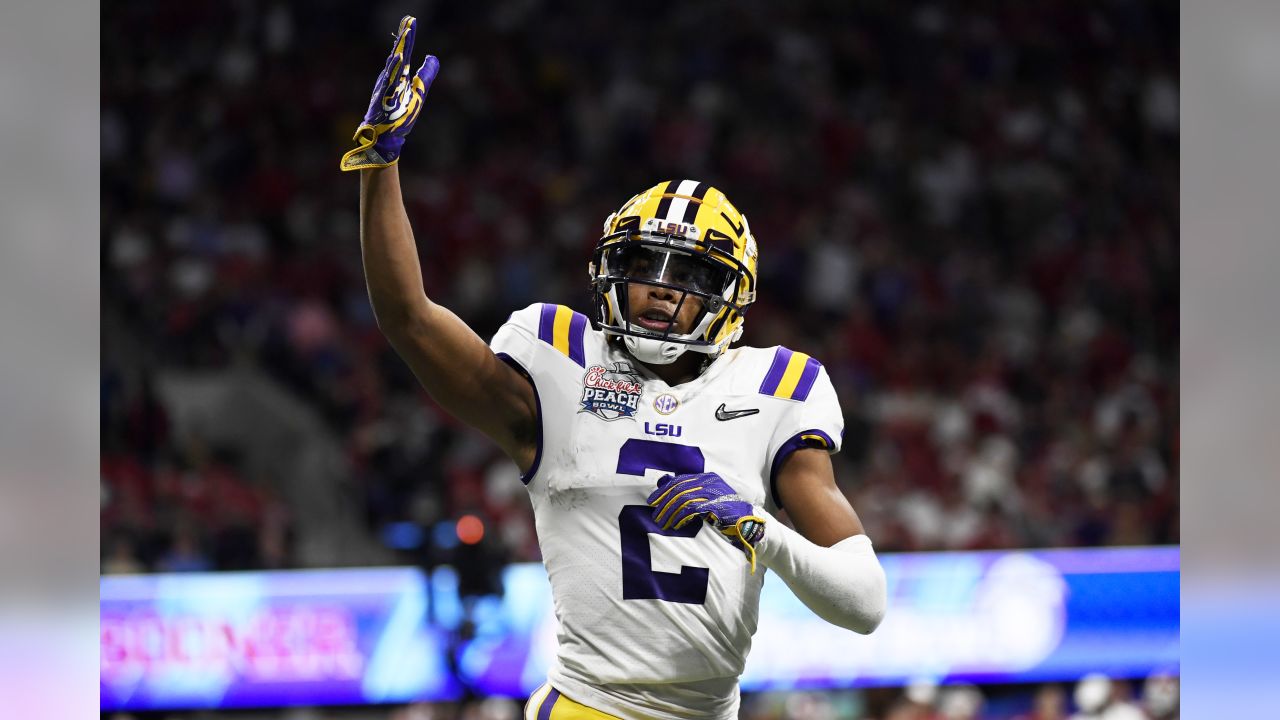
[647,472,767,573]
[339,15,440,172]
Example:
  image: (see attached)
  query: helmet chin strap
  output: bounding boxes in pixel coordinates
[623,334,686,365]
[604,281,732,367]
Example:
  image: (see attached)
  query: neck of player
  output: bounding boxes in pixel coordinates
[639,350,706,386]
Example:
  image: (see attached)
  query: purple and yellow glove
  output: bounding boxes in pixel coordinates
[647,472,767,574]
[339,15,440,171]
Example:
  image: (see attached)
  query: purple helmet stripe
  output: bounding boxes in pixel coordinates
[652,180,676,220]
[682,181,709,224]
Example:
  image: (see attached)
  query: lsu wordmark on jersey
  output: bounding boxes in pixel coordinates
[492,302,844,720]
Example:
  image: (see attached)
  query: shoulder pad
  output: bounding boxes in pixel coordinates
[508,303,590,367]
[757,346,823,401]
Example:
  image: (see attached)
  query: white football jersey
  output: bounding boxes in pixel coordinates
[491,303,844,720]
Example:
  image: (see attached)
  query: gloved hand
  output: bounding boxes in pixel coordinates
[647,472,767,573]
[339,15,440,171]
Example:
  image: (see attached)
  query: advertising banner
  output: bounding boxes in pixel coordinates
[100,567,460,710]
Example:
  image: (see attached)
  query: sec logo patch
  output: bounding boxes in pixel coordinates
[653,393,679,415]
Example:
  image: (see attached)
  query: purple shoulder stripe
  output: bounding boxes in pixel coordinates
[791,356,823,401]
[758,347,793,396]
[537,303,557,344]
[568,311,588,367]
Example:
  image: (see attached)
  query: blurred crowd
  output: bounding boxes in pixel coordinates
[103,672,1179,720]
[102,0,1176,578]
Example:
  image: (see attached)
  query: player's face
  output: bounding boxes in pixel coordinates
[626,280,705,335]
[615,247,727,335]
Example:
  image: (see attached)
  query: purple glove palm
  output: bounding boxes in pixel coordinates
[647,472,767,573]
[339,16,440,171]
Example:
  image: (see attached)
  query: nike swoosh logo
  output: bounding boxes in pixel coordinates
[715,403,759,421]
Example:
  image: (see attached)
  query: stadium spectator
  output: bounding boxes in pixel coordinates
[1070,674,1146,720]
[1141,672,1179,720]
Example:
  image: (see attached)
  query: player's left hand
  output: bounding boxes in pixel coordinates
[647,472,766,573]
[339,15,440,171]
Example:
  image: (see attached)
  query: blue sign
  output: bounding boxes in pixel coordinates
[100,547,1179,709]
[741,546,1179,690]
[100,567,460,710]
[447,547,1179,696]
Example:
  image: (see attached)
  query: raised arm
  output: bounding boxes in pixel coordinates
[341,17,537,471]
[360,166,537,469]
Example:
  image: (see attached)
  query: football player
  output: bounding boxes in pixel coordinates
[342,17,887,720]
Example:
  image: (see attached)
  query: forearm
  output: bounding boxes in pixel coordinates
[755,510,887,634]
[359,165,431,330]
[354,164,536,462]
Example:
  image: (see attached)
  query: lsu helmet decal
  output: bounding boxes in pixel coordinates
[589,180,759,365]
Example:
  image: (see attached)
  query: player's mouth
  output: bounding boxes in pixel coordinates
[634,308,676,333]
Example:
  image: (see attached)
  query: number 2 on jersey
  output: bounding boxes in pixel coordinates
[616,439,710,605]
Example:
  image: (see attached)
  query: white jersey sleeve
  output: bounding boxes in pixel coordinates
[490,306,540,371]
[757,347,845,511]
[489,302,591,486]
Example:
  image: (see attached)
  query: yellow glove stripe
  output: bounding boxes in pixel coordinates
[737,515,766,536]
[653,487,704,527]
[372,90,422,134]
[339,149,398,171]
[742,515,765,575]
[351,125,377,147]
[339,124,394,171]
[663,497,711,531]
[394,16,413,47]
[648,479,697,511]
[340,126,395,171]
[719,516,766,574]
[386,17,413,82]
